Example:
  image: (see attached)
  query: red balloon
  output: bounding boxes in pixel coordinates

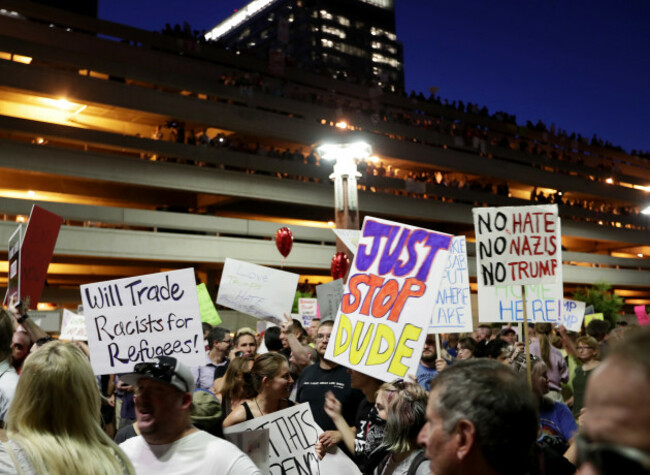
[331,252,350,280]
[275,227,293,258]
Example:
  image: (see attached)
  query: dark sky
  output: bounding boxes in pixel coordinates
[99,0,650,154]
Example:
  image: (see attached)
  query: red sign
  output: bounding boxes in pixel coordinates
[20,205,63,309]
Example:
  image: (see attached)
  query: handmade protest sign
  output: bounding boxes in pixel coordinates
[217,258,299,323]
[562,299,586,332]
[584,313,604,327]
[473,204,560,286]
[197,283,221,326]
[59,309,88,341]
[333,229,361,254]
[429,236,473,333]
[315,279,344,321]
[19,206,63,309]
[3,225,22,306]
[224,403,359,475]
[298,298,319,327]
[80,268,204,375]
[325,216,452,382]
[634,305,650,326]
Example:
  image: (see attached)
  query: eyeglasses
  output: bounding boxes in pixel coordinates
[134,357,188,392]
[576,433,650,474]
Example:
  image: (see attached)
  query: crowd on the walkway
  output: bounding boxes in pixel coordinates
[0,296,647,474]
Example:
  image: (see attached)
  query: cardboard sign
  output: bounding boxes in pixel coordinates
[315,279,344,321]
[20,205,63,309]
[223,428,270,474]
[473,204,559,286]
[325,216,452,382]
[197,283,221,326]
[634,305,650,326]
[3,225,22,306]
[429,236,473,333]
[298,298,319,327]
[80,268,204,375]
[562,299,586,332]
[217,258,299,323]
[59,308,88,341]
[584,313,604,327]
[333,229,361,254]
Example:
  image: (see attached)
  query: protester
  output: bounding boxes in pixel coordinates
[373,381,429,475]
[585,320,611,359]
[416,334,447,391]
[320,370,385,473]
[233,329,258,358]
[222,353,294,427]
[485,339,510,363]
[418,359,538,475]
[500,327,517,345]
[193,327,232,388]
[0,309,19,425]
[9,331,31,375]
[263,326,283,352]
[456,336,477,360]
[570,336,600,418]
[530,323,568,401]
[215,356,255,417]
[119,356,259,474]
[443,334,459,359]
[576,327,650,474]
[531,360,577,455]
[0,341,135,474]
[295,320,363,437]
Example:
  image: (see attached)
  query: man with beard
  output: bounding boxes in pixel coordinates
[416,334,447,391]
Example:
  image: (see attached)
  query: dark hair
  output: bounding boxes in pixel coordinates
[586,319,611,342]
[430,360,538,475]
[207,327,230,349]
[485,339,509,359]
[264,327,283,352]
[458,337,477,355]
[201,322,213,334]
[0,309,14,360]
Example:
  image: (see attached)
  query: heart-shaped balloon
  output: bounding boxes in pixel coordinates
[275,227,293,258]
[331,252,350,280]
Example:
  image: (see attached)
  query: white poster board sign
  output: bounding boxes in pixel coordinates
[59,308,88,341]
[561,299,586,332]
[80,268,203,375]
[217,258,299,323]
[477,220,563,323]
[224,403,359,474]
[473,204,560,286]
[298,298,319,327]
[333,229,361,254]
[325,216,452,382]
[429,236,473,333]
[316,279,344,321]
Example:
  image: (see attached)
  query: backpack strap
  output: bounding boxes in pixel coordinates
[407,449,428,475]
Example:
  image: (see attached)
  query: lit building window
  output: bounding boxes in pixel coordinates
[322,25,346,38]
[320,10,333,20]
[372,53,401,68]
[336,16,350,26]
[321,38,334,48]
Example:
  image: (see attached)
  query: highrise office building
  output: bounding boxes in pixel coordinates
[206,0,404,91]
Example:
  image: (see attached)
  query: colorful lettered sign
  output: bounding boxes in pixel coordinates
[325,217,452,382]
[80,268,204,375]
[473,204,560,286]
[429,236,473,333]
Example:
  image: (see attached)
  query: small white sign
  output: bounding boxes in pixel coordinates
[316,279,344,321]
[561,299,586,332]
[333,229,361,254]
[217,258,299,323]
[59,309,88,341]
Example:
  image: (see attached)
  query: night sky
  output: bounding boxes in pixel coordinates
[98,0,650,154]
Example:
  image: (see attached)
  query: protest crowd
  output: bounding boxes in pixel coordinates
[0,292,648,474]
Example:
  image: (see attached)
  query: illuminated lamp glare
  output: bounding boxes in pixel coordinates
[605,177,613,184]
[638,253,643,258]
[642,206,650,215]
[317,141,372,162]
[327,221,335,227]
[369,155,380,163]
[27,190,35,197]
[335,121,347,129]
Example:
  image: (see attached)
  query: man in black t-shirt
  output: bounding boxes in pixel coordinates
[296,321,363,435]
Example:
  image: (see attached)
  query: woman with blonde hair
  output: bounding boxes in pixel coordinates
[222,352,293,427]
[0,341,134,474]
[570,335,600,418]
[530,323,568,401]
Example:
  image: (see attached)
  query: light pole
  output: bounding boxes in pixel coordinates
[317,141,371,253]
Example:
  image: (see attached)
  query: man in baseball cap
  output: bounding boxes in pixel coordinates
[119,356,260,475]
